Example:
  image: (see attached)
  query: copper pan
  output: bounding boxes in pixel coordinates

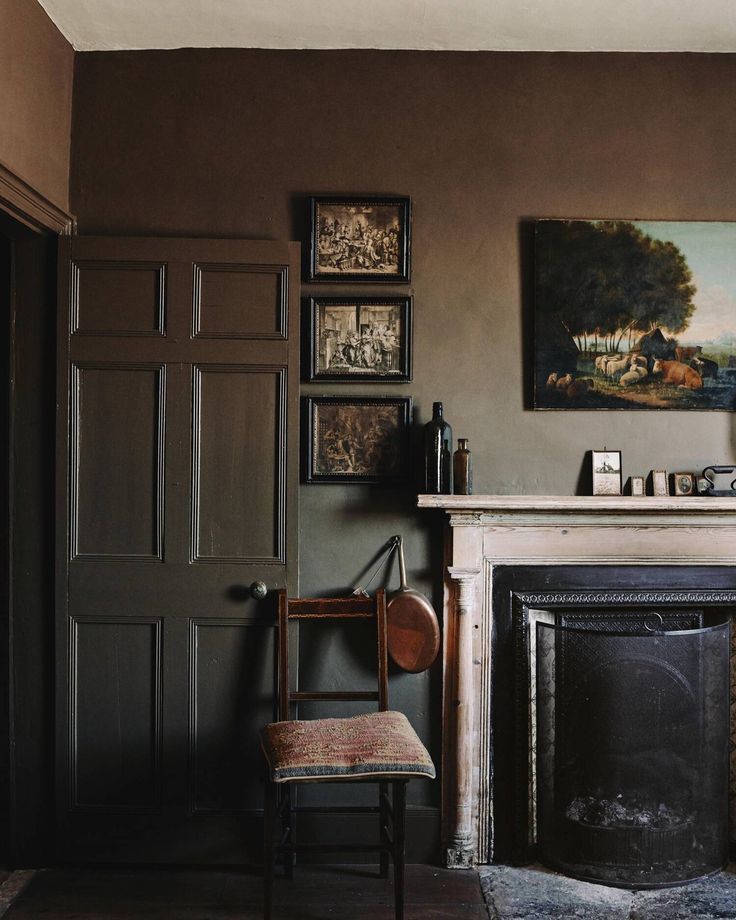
[386,535,440,673]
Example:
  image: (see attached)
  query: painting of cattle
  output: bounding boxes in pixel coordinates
[534,220,736,410]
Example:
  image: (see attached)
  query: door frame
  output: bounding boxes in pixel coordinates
[0,165,73,866]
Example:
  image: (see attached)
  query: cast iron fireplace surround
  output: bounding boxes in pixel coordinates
[491,565,735,877]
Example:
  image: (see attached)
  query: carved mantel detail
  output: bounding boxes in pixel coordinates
[418,494,736,868]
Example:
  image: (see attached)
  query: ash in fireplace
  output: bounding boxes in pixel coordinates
[566,795,686,829]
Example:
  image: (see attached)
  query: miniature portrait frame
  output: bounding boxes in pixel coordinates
[303,396,412,484]
[309,196,411,283]
[307,296,412,383]
[672,472,695,496]
[591,450,622,495]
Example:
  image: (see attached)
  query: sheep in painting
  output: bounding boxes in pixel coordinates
[555,373,573,391]
[546,372,559,388]
[619,365,648,387]
[595,354,614,376]
[604,354,632,380]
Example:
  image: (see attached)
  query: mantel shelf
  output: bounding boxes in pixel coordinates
[417,493,736,515]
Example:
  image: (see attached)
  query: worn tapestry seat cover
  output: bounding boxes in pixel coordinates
[260,710,435,782]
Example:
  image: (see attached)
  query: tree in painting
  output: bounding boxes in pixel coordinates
[536,221,695,354]
[534,219,736,410]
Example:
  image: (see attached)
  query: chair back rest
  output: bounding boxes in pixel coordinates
[277,589,388,721]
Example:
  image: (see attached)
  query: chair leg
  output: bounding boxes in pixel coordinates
[379,781,389,878]
[392,781,407,920]
[283,784,294,880]
[264,777,277,920]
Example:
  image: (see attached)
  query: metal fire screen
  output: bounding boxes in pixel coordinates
[536,620,730,888]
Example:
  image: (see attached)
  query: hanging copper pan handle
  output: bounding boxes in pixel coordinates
[386,535,440,673]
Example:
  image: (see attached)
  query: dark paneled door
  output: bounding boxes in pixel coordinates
[56,237,299,863]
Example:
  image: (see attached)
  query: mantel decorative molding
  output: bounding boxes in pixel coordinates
[418,493,736,867]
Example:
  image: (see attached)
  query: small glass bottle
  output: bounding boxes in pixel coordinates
[424,402,452,494]
[453,439,473,495]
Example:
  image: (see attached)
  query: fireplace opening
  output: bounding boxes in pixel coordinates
[535,620,730,888]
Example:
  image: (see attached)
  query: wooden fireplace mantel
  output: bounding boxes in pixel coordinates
[417,494,736,868]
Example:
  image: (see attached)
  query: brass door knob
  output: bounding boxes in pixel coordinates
[250,581,268,600]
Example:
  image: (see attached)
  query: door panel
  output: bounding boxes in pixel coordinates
[189,620,275,814]
[72,260,166,336]
[194,263,286,338]
[192,366,284,562]
[71,617,162,812]
[71,363,164,559]
[57,237,299,863]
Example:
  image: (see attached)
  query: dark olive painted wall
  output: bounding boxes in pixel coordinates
[1,0,73,211]
[69,48,736,810]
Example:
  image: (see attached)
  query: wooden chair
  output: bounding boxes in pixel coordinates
[260,589,435,920]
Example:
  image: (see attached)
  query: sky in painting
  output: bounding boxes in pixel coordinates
[634,221,736,345]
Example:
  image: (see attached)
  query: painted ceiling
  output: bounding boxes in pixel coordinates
[35,0,736,52]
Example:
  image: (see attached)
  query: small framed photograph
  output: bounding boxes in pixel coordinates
[309,196,411,282]
[307,296,412,382]
[592,450,622,495]
[649,469,669,496]
[629,476,645,496]
[672,472,695,496]
[303,396,412,484]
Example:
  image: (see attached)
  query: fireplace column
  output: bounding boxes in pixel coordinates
[445,566,480,868]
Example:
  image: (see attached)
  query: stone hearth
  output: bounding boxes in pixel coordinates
[417,495,736,869]
[479,863,736,920]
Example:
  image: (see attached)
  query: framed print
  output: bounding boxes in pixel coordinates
[591,450,622,495]
[303,396,412,484]
[307,296,412,382]
[309,196,411,282]
[534,219,736,410]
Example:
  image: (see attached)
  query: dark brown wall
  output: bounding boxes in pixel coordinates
[0,0,74,210]
[69,49,736,804]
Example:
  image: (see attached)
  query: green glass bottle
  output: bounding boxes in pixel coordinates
[424,402,452,494]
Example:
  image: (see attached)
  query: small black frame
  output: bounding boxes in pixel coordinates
[306,296,412,383]
[303,395,412,484]
[308,195,411,283]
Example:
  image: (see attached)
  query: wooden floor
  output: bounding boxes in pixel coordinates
[2,865,488,919]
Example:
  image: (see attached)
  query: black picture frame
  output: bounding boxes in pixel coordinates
[308,195,411,283]
[306,296,412,383]
[303,396,412,484]
[591,449,622,495]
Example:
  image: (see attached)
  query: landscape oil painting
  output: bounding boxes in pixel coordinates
[534,220,736,410]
